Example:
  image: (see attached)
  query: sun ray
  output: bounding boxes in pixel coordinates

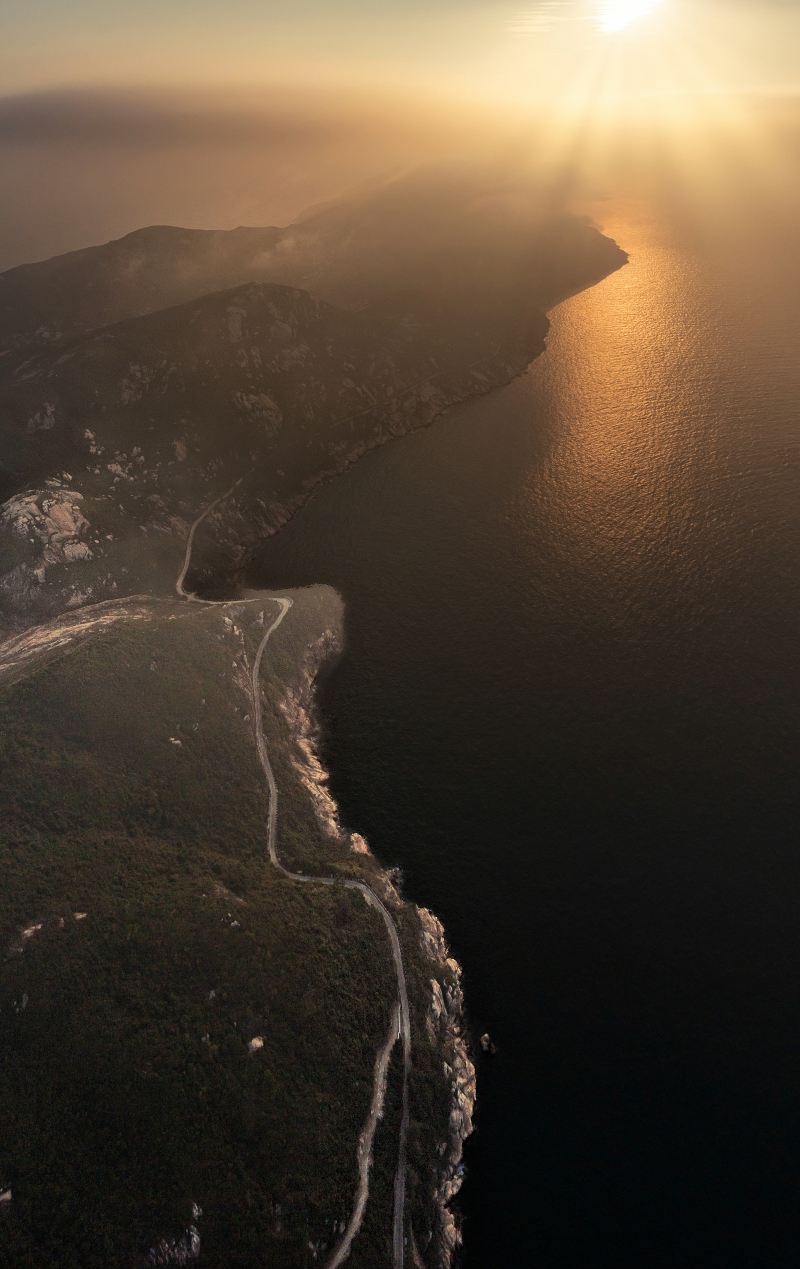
[597,0,663,34]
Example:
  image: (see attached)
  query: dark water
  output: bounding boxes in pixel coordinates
[251,185,800,1266]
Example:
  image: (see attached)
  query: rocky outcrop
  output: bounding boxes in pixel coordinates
[0,481,99,619]
[277,627,350,848]
[417,906,477,1265]
[145,1226,201,1266]
[143,1204,203,1266]
[0,483,90,572]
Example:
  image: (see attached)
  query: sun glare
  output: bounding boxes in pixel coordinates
[597,0,663,33]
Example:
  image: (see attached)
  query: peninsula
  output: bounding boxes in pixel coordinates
[0,178,625,1266]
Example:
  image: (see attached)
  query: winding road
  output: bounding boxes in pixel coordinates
[251,600,412,1269]
[180,488,412,1268]
[326,1004,400,1269]
[175,479,242,601]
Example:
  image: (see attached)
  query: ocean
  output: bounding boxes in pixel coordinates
[250,150,800,1266]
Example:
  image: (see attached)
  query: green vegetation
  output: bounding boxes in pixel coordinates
[0,591,401,1265]
[0,585,461,1266]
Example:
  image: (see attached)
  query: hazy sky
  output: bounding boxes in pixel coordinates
[3,1,799,104]
[2,1,798,270]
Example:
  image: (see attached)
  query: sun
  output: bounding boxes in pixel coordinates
[597,0,663,33]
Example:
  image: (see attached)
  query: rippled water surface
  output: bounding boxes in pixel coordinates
[252,186,800,1266]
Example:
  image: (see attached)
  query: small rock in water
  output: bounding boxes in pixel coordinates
[479,1032,498,1056]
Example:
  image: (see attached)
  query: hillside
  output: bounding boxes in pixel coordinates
[0,585,471,1267]
[0,226,284,369]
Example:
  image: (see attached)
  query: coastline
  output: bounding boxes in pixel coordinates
[274,613,477,1266]
[195,252,628,598]
[189,247,628,1261]
[191,325,552,595]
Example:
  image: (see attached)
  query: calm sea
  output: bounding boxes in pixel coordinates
[250,166,800,1266]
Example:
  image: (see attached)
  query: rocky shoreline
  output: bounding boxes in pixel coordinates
[274,617,477,1266]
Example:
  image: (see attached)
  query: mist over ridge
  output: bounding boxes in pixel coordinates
[0,84,517,272]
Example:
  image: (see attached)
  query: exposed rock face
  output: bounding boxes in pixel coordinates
[0,482,97,615]
[417,906,477,1264]
[145,1225,201,1266]
[278,626,350,849]
[1,485,90,570]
